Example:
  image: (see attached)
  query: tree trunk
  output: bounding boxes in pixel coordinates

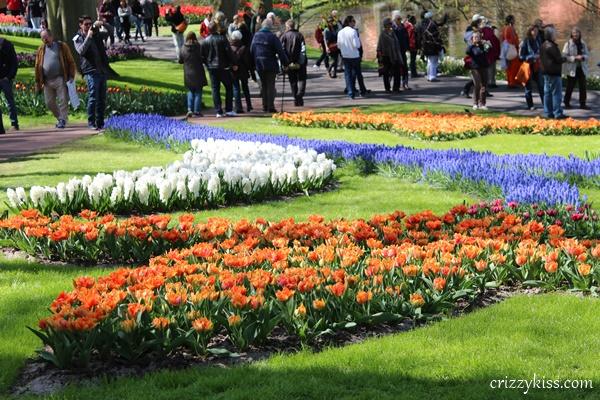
[46,0,98,45]
[217,0,240,21]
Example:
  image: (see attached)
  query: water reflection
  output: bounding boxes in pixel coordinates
[301,0,600,74]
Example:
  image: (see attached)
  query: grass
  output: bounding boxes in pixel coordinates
[1,263,598,400]
[0,135,471,217]
[5,35,40,54]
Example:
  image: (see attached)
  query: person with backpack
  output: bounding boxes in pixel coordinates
[540,27,567,119]
[179,31,207,118]
[418,11,443,82]
[201,21,235,118]
[324,17,339,78]
[280,19,307,107]
[0,35,19,134]
[35,29,77,129]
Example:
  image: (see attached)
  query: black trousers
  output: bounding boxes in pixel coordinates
[287,69,306,104]
[564,66,587,107]
[258,71,277,111]
[383,63,401,91]
[409,50,418,76]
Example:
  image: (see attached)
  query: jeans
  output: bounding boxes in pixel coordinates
[564,66,587,107]
[233,77,252,112]
[143,18,153,37]
[316,46,329,68]
[30,17,42,29]
[524,70,544,108]
[471,68,488,106]
[426,55,439,81]
[133,16,144,40]
[258,70,277,111]
[208,69,233,114]
[0,78,18,126]
[342,57,361,98]
[84,73,107,128]
[543,74,564,118]
[187,90,202,114]
[172,32,184,60]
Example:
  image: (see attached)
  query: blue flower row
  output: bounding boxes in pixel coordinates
[105,114,600,206]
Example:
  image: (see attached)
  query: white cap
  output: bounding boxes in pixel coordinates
[472,14,482,22]
[424,11,433,19]
[391,10,402,20]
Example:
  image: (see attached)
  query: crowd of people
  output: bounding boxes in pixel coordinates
[460,13,592,117]
[1,3,599,134]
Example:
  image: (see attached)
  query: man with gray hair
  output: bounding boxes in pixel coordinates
[251,19,289,112]
[540,27,567,119]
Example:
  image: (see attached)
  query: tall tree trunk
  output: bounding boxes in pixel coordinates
[46,0,98,45]
[216,0,240,21]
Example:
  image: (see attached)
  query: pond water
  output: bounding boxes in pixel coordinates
[300,0,600,75]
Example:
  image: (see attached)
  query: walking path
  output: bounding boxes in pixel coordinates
[1,34,598,161]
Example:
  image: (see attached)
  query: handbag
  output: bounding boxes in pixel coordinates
[327,42,339,54]
[505,41,518,61]
[175,20,188,33]
[514,61,531,86]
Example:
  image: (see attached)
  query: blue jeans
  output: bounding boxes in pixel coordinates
[524,70,544,108]
[543,74,564,118]
[84,73,107,128]
[232,77,251,112]
[208,69,233,114]
[187,90,202,113]
[0,78,18,126]
[342,57,361,98]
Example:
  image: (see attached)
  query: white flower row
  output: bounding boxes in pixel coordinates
[7,139,336,214]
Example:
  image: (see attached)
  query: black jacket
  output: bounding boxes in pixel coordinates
[540,40,565,76]
[200,34,233,70]
[466,44,489,69]
[165,10,185,34]
[0,38,18,80]
[73,31,111,75]
[230,40,252,79]
[179,42,208,90]
[280,29,306,65]
[393,23,409,53]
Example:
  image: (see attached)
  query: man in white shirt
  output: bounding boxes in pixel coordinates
[336,15,365,99]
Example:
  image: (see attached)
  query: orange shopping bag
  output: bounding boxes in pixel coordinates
[515,61,531,87]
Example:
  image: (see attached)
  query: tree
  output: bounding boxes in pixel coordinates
[46,0,98,45]
[215,0,241,20]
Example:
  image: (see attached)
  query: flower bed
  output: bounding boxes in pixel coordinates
[0,25,41,37]
[26,203,599,368]
[6,139,336,216]
[1,201,596,265]
[0,13,26,26]
[158,5,212,25]
[274,110,600,141]
[6,82,185,117]
[17,52,36,68]
[104,114,600,206]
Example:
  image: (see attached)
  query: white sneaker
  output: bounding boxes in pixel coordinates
[479,105,488,110]
[216,113,224,118]
[529,106,536,111]
[225,111,237,117]
[472,105,479,110]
